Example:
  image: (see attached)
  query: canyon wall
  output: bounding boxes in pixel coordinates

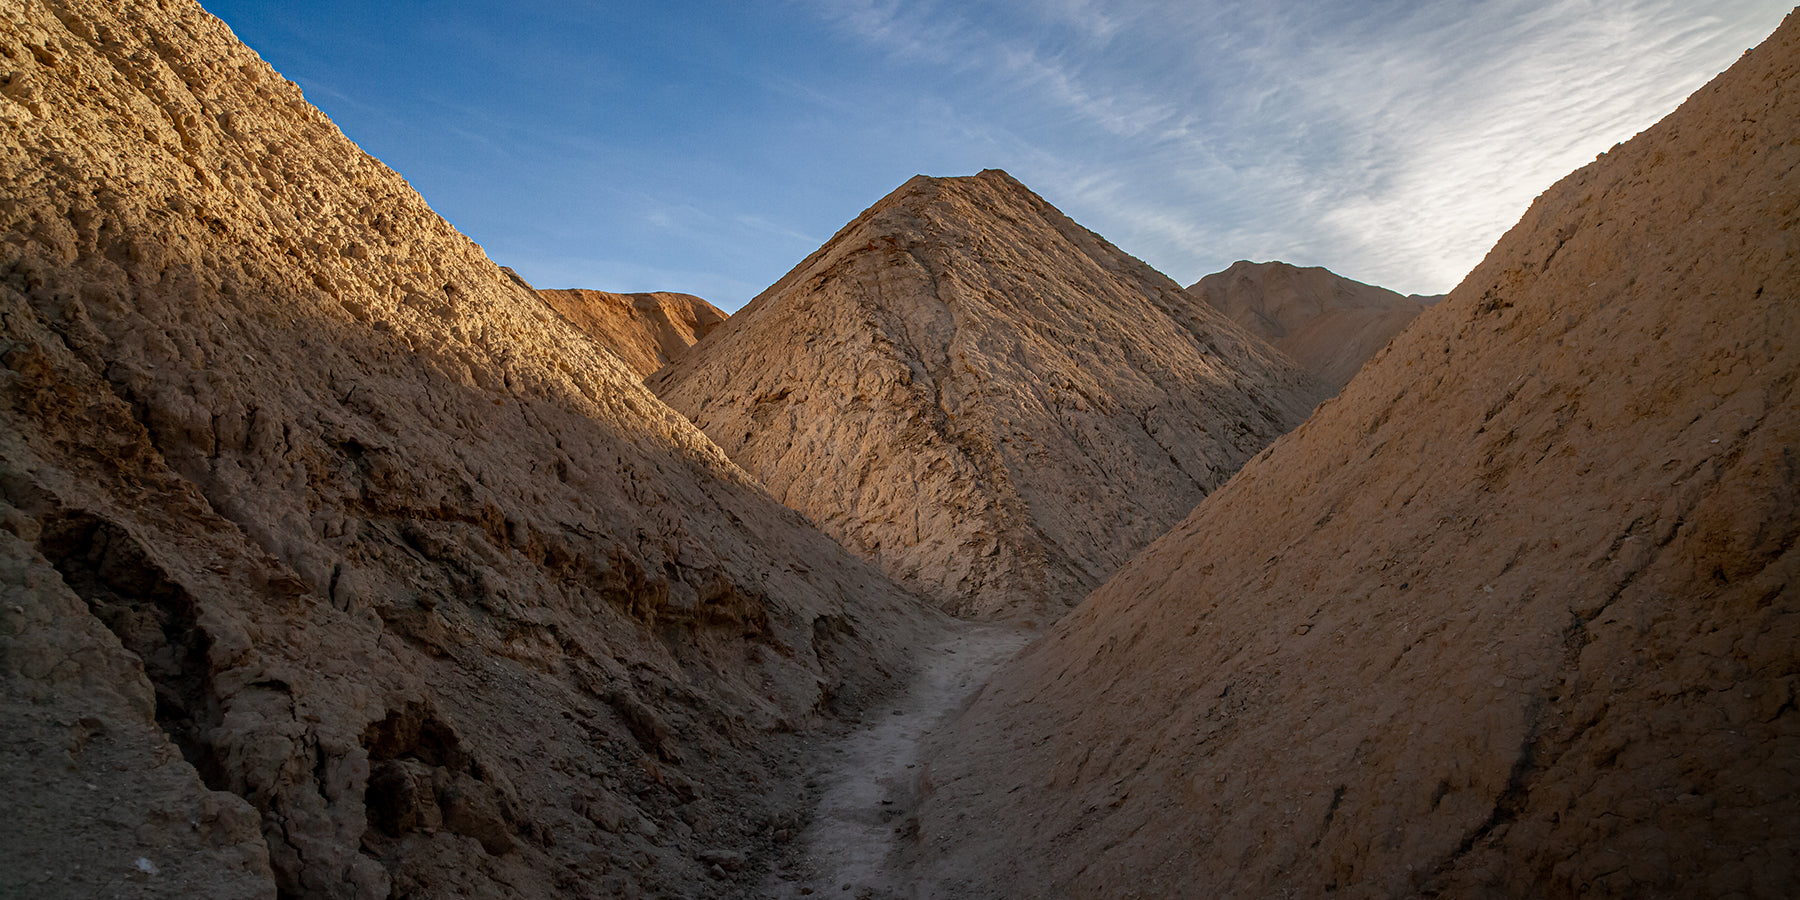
[0,3,936,897]
[914,15,1799,898]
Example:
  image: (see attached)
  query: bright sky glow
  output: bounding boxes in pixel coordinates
[199,1,1791,309]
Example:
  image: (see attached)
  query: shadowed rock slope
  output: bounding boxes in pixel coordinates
[1188,259,1431,394]
[651,171,1321,619]
[536,285,727,378]
[0,3,937,898]
[914,15,1799,898]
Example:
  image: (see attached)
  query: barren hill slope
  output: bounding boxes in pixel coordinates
[1188,259,1430,394]
[651,171,1321,618]
[536,285,727,377]
[0,3,936,898]
[914,14,1799,898]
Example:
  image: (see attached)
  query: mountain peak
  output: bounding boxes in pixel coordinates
[653,171,1321,617]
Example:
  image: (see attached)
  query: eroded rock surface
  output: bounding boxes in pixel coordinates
[1188,259,1431,394]
[0,3,936,898]
[536,285,727,378]
[0,524,275,899]
[915,15,1799,898]
[652,171,1321,618]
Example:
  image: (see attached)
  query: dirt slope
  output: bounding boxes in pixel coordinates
[651,171,1321,618]
[0,3,937,898]
[536,286,727,377]
[1188,259,1430,394]
[913,15,1799,898]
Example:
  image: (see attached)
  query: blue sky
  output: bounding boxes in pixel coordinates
[199,1,1791,309]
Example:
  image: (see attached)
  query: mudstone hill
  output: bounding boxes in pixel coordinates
[1,1,1795,899]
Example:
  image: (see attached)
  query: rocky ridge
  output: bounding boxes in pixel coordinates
[0,3,937,898]
[535,285,727,378]
[1188,259,1431,394]
[652,171,1322,618]
[912,14,1800,898]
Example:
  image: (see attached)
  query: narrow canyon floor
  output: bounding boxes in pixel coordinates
[760,621,1035,898]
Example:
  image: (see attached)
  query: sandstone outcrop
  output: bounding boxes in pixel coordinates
[536,285,727,378]
[913,14,1799,898]
[651,171,1321,618]
[0,3,936,898]
[1188,259,1430,394]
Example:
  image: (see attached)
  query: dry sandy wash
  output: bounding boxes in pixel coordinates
[909,14,1800,898]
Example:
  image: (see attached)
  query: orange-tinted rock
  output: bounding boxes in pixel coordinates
[536,285,726,378]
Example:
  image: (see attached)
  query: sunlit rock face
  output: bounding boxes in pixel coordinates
[653,169,1322,619]
[534,284,727,378]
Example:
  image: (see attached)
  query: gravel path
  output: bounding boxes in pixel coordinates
[760,622,1034,898]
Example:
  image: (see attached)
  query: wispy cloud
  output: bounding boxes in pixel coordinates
[797,0,1791,294]
[733,214,825,251]
[1256,0,1771,290]
[216,0,1790,310]
[994,44,1188,139]
[803,0,967,65]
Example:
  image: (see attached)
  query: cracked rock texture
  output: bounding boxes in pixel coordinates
[0,2,937,898]
[651,171,1321,618]
[914,15,1799,898]
[535,285,727,378]
[0,524,276,899]
[1188,259,1433,395]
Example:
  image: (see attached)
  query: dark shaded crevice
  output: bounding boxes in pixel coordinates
[1131,404,1220,499]
[1439,709,1543,866]
[603,685,683,763]
[35,508,227,791]
[809,613,856,717]
[1427,608,1606,892]
[360,701,521,860]
[1310,784,1348,849]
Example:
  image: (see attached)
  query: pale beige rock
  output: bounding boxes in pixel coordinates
[536,285,727,378]
[0,3,937,898]
[914,14,1800,898]
[1188,259,1431,394]
[652,171,1322,618]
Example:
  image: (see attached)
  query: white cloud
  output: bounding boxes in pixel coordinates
[1029,0,1130,43]
[797,0,1793,294]
[733,213,826,251]
[1260,0,1782,291]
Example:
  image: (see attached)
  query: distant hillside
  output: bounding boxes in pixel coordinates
[535,284,726,377]
[1188,260,1430,393]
